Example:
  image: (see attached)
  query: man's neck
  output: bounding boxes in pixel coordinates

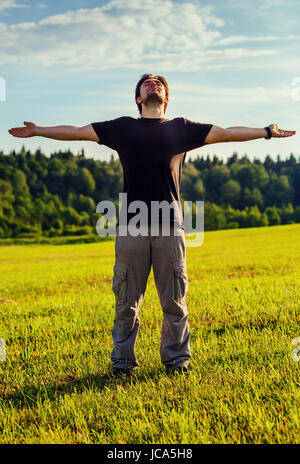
[141,104,165,119]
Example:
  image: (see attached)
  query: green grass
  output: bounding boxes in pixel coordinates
[0,234,114,246]
[0,224,299,444]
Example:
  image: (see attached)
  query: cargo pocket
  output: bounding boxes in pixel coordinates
[173,265,189,303]
[112,263,128,308]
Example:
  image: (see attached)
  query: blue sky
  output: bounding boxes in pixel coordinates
[1,0,300,162]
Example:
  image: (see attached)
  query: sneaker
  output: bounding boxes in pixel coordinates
[166,365,189,377]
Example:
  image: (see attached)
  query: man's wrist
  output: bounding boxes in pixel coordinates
[34,126,41,136]
[264,126,272,139]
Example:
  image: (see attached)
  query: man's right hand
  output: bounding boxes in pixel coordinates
[8,121,37,138]
[8,123,99,141]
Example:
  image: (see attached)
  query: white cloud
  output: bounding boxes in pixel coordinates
[223,0,300,35]
[225,0,294,8]
[215,34,300,46]
[173,83,292,104]
[258,0,286,9]
[0,0,27,12]
[0,0,285,72]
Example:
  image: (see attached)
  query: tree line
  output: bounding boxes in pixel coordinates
[0,146,299,239]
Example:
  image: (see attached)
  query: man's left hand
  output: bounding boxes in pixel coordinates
[269,124,296,138]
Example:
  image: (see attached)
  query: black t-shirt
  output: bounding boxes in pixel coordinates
[91,116,213,227]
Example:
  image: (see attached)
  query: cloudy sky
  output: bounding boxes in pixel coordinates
[1,0,299,161]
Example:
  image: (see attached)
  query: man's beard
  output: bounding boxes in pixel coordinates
[142,91,164,106]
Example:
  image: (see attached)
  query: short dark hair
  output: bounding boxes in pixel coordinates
[135,73,169,116]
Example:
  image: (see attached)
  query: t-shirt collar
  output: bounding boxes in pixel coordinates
[139,117,167,121]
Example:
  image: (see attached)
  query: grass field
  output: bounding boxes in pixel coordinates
[0,224,299,444]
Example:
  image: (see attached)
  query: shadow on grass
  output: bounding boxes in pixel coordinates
[2,368,167,410]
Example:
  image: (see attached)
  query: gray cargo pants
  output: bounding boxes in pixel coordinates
[111,224,191,370]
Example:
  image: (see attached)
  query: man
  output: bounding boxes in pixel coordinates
[9,73,296,378]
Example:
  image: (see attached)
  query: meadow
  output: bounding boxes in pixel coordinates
[0,224,299,444]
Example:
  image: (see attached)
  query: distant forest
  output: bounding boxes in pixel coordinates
[0,146,300,238]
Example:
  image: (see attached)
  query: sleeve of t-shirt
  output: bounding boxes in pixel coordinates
[182,118,213,152]
[91,117,125,151]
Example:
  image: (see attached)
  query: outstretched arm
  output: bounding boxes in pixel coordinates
[205,123,296,145]
[8,121,100,142]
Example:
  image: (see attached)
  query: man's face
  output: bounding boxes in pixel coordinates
[137,78,168,107]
